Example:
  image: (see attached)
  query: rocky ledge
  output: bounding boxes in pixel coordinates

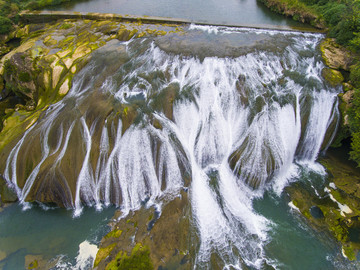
[94,190,193,270]
[286,148,360,260]
[0,18,185,206]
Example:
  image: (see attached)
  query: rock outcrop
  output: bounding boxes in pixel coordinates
[94,190,192,270]
[286,149,360,260]
[320,38,354,71]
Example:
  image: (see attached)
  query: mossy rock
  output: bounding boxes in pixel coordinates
[342,244,357,261]
[0,174,18,203]
[94,243,117,267]
[104,229,122,239]
[105,243,153,270]
[320,38,353,71]
[322,68,344,87]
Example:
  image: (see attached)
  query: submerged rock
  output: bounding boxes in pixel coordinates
[309,205,324,219]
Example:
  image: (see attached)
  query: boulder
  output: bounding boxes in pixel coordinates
[3,52,40,104]
[320,38,353,71]
[321,68,344,86]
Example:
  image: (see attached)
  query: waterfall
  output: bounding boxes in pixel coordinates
[1,26,339,268]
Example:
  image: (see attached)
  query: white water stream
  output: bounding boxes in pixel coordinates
[2,27,340,268]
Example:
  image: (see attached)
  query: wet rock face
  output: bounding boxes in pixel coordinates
[319,38,356,145]
[321,67,344,87]
[95,190,193,269]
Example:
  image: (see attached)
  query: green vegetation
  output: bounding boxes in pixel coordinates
[106,243,153,270]
[0,16,13,34]
[0,0,81,35]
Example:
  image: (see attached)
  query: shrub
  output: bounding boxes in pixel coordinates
[350,63,360,89]
[0,16,12,35]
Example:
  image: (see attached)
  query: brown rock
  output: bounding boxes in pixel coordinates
[320,38,353,71]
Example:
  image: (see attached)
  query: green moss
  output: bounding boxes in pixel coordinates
[303,210,312,219]
[105,243,153,270]
[0,109,41,152]
[343,245,357,260]
[105,229,122,239]
[28,259,38,269]
[123,107,128,117]
[19,72,31,82]
[94,243,117,267]
[321,68,344,86]
[60,23,74,30]
[330,222,349,242]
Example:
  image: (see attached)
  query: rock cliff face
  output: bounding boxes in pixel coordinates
[319,38,356,147]
[0,18,183,206]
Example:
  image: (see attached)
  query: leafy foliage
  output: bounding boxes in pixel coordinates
[0,16,12,34]
[0,0,73,35]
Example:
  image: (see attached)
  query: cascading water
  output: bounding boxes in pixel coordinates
[1,26,341,268]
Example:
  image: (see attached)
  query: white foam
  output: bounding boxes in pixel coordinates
[74,240,99,270]
[288,201,300,212]
[329,182,336,189]
[329,194,353,216]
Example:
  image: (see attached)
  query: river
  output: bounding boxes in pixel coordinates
[0,1,359,270]
[45,0,306,29]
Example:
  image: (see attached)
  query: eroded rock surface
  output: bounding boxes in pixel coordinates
[94,190,193,269]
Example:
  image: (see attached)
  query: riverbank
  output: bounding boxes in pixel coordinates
[259,0,324,28]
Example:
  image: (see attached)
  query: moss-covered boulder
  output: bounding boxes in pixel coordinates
[322,68,344,87]
[320,38,353,71]
[3,52,39,108]
[105,243,153,270]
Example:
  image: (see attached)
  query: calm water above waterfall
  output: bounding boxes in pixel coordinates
[1,25,359,269]
[46,0,306,29]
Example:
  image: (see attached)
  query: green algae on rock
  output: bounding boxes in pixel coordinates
[105,243,153,270]
[95,190,192,269]
[286,148,360,261]
[0,173,17,203]
[320,38,354,71]
[0,18,185,152]
[321,68,344,87]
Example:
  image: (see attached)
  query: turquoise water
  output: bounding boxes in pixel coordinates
[47,0,307,28]
[0,204,114,269]
[254,165,360,270]
[256,192,338,269]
